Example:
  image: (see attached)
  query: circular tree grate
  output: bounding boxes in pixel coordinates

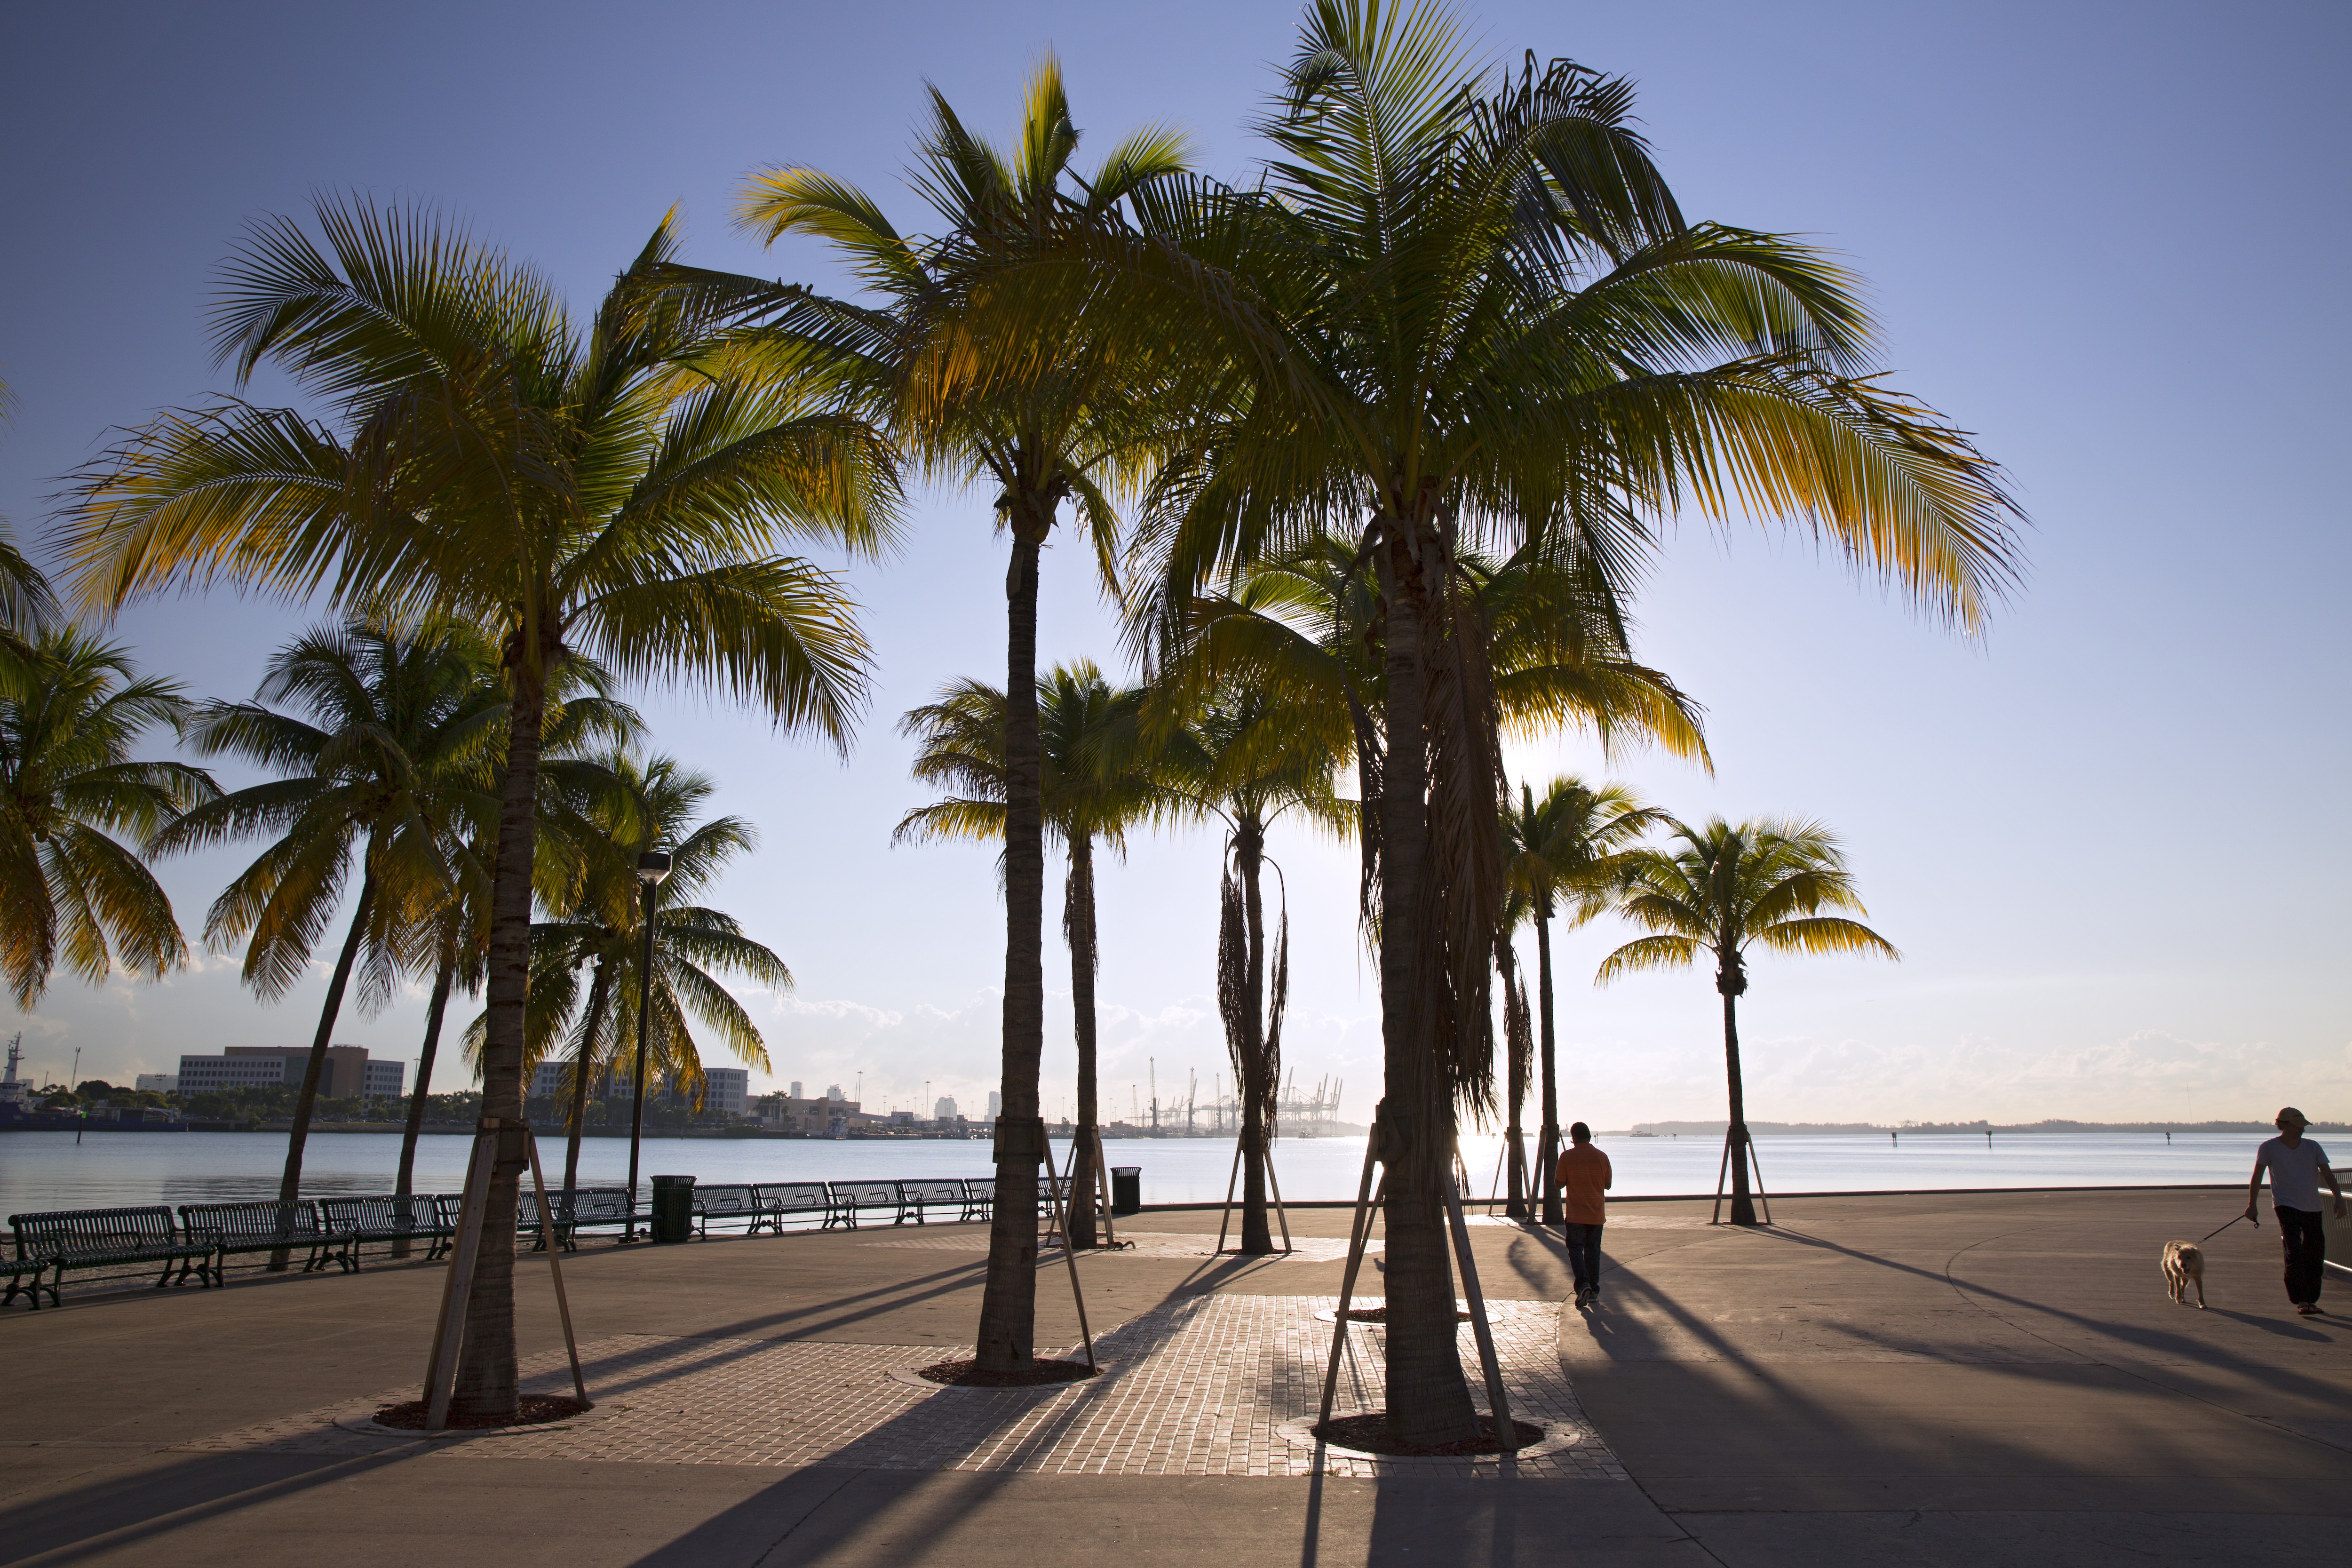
[914,1357,1100,1388]
[1312,1412,1543,1457]
[370,1395,592,1432]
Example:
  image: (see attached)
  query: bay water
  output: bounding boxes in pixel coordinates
[0,1128,2259,1218]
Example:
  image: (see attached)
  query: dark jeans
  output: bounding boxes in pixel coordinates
[1562,1222,1604,1292]
[2277,1205,2326,1305]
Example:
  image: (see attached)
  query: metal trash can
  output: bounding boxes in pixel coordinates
[1110,1167,1142,1217]
[649,1174,696,1243]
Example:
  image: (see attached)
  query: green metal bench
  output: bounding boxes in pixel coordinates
[317,1194,457,1270]
[3,1254,44,1310]
[755,1181,839,1231]
[177,1200,335,1283]
[688,1183,770,1236]
[521,1187,641,1250]
[9,1206,215,1305]
[895,1180,966,1225]
[826,1181,907,1228]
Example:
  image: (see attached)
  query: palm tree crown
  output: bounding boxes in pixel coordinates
[0,629,211,1009]
[509,754,786,1162]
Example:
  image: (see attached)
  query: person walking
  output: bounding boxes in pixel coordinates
[2244,1106,2345,1316]
[1555,1121,1612,1310]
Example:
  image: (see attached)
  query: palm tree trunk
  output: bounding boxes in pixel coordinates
[273,871,376,1268]
[564,956,613,1191]
[977,513,1047,1372]
[452,642,550,1421]
[1372,523,1479,1447]
[1500,942,1527,1221]
[392,947,455,1259]
[1066,837,1099,1250]
[1722,985,1756,1226]
[1237,823,1273,1254]
[1535,907,1561,1226]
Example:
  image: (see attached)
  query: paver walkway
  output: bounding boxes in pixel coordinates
[186,1296,1616,1480]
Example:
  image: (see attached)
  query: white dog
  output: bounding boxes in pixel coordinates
[2161,1240,2206,1308]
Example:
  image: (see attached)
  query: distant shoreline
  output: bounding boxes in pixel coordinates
[1623,1119,2347,1137]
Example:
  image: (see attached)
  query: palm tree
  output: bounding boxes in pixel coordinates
[59,201,891,1420]
[704,60,1215,1372]
[1597,817,1899,1225]
[1501,778,1662,1224]
[520,753,785,1189]
[152,618,500,1243]
[389,672,638,1236]
[896,661,1159,1249]
[1128,1,2020,1443]
[0,629,211,1008]
[1167,686,1351,1253]
[1494,923,1535,1218]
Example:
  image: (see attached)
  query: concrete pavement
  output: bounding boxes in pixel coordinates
[1,1187,2343,1566]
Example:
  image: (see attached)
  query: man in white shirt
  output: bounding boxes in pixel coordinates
[2244,1106,2345,1316]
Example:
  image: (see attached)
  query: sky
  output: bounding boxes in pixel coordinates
[1,1,2344,1130]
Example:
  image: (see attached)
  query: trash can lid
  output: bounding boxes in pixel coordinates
[1111,1166,1141,1176]
[651,1173,696,1185]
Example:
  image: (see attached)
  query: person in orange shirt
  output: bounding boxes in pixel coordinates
[1554,1121,1612,1309]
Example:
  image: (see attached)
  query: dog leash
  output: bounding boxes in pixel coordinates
[2198,1212,2254,1243]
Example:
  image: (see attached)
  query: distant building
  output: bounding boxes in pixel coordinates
[702,1067,749,1117]
[178,1053,300,1095]
[826,1084,845,1102]
[987,1090,1002,1119]
[530,1061,575,1099]
[759,1094,870,1134]
[889,1109,915,1126]
[135,1073,179,1095]
[789,1080,803,1099]
[934,1096,959,1122]
[180,1045,397,1099]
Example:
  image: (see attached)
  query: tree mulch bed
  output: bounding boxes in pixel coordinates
[371,1395,592,1431]
[1314,1412,1543,1457]
[1339,1306,1471,1324]
[916,1356,1100,1388]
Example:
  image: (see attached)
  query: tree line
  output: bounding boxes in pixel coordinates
[5,1,2017,1445]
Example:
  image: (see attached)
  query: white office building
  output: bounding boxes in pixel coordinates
[178,1054,300,1094]
[702,1067,749,1117]
[934,1096,959,1122]
[135,1073,179,1094]
[362,1060,405,1097]
[987,1090,1002,1119]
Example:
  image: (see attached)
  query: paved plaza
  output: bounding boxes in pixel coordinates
[3,1187,2347,1565]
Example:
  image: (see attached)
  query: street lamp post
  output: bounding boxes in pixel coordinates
[623,849,671,1241]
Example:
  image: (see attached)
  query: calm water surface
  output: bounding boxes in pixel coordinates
[0,1128,2258,1216]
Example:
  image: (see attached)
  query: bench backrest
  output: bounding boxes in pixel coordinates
[897,1180,963,1206]
[317,1194,450,1233]
[693,1183,759,1215]
[178,1200,324,1241]
[11,1206,182,1256]
[829,1181,899,1209]
[757,1182,832,1213]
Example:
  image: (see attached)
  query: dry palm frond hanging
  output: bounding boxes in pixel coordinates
[1216,851,1287,1138]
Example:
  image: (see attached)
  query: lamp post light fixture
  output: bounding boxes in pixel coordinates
[622,849,672,1241]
